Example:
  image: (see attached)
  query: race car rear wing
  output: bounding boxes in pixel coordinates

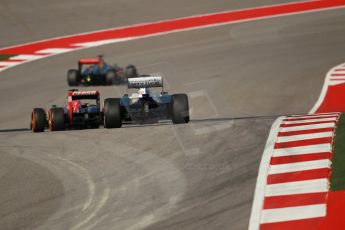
[71,91,99,96]
[79,58,100,65]
[127,75,163,89]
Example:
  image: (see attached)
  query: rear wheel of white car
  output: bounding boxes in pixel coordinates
[31,108,46,132]
[49,108,65,131]
[67,69,79,86]
[104,98,122,128]
[171,94,189,124]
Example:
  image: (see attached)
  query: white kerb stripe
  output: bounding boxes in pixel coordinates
[332,75,345,79]
[0,61,21,67]
[9,55,45,61]
[73,38,133,47]
[269,159,331,175]
[273,143,331,157]
[36,48,75,54]
[329,80,345,86]
[282,117,337,124]
[280,122,336,132]
[289,113,339,119]
[277,132,333,143]
[260,204,326,224]
[333,70,345,74]
[330,78,345,80]
[265,178,328,197]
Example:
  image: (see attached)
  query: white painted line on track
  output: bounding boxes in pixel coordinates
[260,204,326,224]
[265,178,328,197]
[269,159,331,175]
[249,117,286,230]
[273,144,331,157]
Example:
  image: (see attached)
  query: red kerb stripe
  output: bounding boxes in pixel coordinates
[278,128,334,136]
[274,137,332,149]
[267,168,330,184]
[263,192,327,209]
[270,152,331,164]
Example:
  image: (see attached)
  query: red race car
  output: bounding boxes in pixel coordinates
[31,89,103,132]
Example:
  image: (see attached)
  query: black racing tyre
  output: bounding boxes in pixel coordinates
[31,108,46,132]
[49,108,65,131]
[124,65,138,78]
[171,94,190,124]
[105,70,117,85]
[67,69,79,86]
[104,98,122,128]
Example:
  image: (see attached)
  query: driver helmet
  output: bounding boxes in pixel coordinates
[138,88,150,96]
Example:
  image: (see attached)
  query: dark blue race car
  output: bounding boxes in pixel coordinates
[67,56,138,86]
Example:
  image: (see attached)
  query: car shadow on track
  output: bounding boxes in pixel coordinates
[191,114,289,123]
[0,128,31,133]
[0,113,298,134]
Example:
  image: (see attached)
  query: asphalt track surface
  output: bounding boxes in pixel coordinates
[0,1,345,230]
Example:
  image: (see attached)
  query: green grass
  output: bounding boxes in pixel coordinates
[0,54,14,61]
[331,113,345,191]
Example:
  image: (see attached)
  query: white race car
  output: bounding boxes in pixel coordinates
[103,75,189,128]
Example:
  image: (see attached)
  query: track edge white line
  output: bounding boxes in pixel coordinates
[248,116,285,230]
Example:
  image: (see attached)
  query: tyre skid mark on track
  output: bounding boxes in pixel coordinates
[0,144,109,229]
[53,156,96,212]
[71,187,110,230]
[41,153,112,230]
